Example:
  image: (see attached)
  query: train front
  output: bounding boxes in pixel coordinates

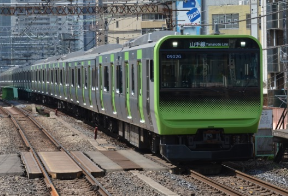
[154,35,262,162]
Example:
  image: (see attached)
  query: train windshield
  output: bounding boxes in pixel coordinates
[159,38,260,89]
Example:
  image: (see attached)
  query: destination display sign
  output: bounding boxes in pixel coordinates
[159,38,258,50]
[189,41,229,48]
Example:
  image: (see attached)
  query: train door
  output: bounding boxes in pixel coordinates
[36,66,40,93]
[137,60,145,123]
[42,68,45,94]
[31,68,35,92]
[59,64,64,100]
[47,66,51,95]
[51,64,54,96]
[53,64,57,96]
[111,62,117,115]
[125,61,132,119]
[76,63,81,104]
[39,67,43,93]
[91,61,99,113]
[55,65,59,97]
[99,63,104,110]
[115,58,126,121]
[95,63,101,114]
[44,64,48,94]
[70,63,77,103]
[64,62,69,100]
[83,62,90,107]
[103,63,112,115]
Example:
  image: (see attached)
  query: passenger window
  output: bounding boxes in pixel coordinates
[72,69,75,86]
[66,66,69,85]
[131,64,135,94]
[92,68,95,89]
[60,69,63,84]
[150,60,154,82]
[116,65,123,93]
[47,69,50,83]
[85,67,88,88]
[96,66,99,89]
[77,68,81,87]
[104,66,109,91]
[56,69,58,84]
[51,70,53,83]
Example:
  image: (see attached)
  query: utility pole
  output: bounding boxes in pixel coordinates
[283,1,288,128]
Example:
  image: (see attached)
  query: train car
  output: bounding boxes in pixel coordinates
[0,31,262,162]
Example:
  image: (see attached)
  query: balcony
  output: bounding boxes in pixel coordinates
[267,2,284,30]
[267,47,284,73]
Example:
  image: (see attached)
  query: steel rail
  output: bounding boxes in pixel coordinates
[0,105,9,116]
[3,107,60,196]
[190,170,243,196]
[15,105,112,196]
[223,164,288,195]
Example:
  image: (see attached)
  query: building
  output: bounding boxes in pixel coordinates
[0,0,12,69]
[0,0,84,67]
[95,0,167,45]
[264,0,287,108]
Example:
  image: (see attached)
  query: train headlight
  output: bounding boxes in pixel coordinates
[172,41,178,47]
[241,41,246,47]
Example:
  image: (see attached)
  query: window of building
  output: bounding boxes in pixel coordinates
[116,65,123,93]
[246,14,251,28]
[142,14,166,21]
[212,14,239,29]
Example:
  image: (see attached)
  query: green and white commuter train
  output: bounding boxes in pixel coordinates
[0,31,262,162]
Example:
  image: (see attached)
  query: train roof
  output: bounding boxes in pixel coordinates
[85,44,122,55]
[29,31,179,65]
[123,31,178,48]
[60,50,85,60]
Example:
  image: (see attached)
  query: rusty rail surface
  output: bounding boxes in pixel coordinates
[223,164,288,196]
[190,170,243,196]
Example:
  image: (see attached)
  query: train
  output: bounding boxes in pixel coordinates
[0,31,263,162]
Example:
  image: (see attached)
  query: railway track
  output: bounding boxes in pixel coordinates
[219,164,288,195]
[1,101,182,195]
[5,101,288,196]
[0,102,111,196]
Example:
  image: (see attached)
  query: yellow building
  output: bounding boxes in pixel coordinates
[208,5,261,39]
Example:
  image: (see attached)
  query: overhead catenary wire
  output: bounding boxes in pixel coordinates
[1,0,288,64]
